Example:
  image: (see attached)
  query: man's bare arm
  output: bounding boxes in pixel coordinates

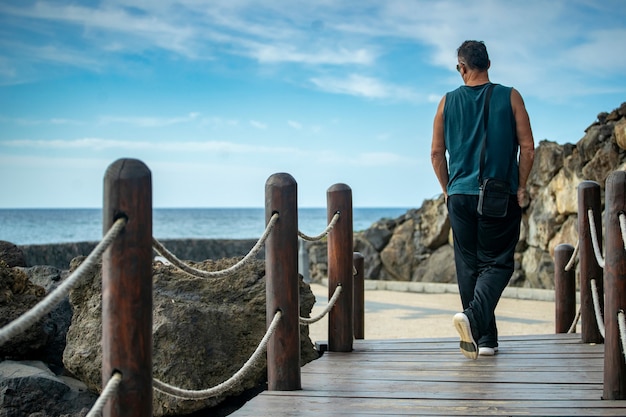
[431,96,449,200]
[511,88,535,206]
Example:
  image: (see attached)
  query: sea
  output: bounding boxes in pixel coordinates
[0,208,411,245]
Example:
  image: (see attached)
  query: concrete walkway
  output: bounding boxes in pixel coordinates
[307,281,568,343]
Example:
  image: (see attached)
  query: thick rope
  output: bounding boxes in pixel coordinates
[590,278,606,338]
[153,310,282,400]
[620,213,626,251]
[86,372,123,417]
[618,310,626,364]
[568,307,582,334]
[564,240,579,272]
[298,212,340,241]
[0,217,127,346]
[300,285,343,325]
[587,209,606,268]
[152,213,279,279]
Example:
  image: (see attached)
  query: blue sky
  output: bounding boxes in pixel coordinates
[0,1,625,209]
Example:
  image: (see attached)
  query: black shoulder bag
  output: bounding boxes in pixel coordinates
[477,84,511,217]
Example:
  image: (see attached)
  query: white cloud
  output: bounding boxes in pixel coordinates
[249,120,268,130]
[98,112,200,127]
[287,120,302,130]
[0,116,84,126]
[310,74,419,102]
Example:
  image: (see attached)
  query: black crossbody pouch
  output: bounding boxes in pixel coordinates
[478,177,509,217]
[476,84,510,218]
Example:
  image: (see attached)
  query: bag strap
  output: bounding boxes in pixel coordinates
[478,83,495,184]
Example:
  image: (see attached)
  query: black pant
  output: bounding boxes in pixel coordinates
[447,194,521,347]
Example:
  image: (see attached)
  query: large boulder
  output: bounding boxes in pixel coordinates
[0,241,26,268]
[0,262,48,358]
[18,265,72,374]
[0,360,96,417]
[63,256,318,416]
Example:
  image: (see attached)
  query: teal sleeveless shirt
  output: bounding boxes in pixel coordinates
[443,83,518,195]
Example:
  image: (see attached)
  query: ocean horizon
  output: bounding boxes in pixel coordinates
[0,207,412,246]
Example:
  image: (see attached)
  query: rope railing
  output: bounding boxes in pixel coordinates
[590,278,606,338]
[568,308,582,334]
[564,240,579,272]
[0,217,127,347]
[618,310,626,364]
[300,284,343,325]
[557,176,626,399]
[620,213,626,251]
[153,310,282,400]
[152,213,279,279]
[298,211,340,241]
[588,208,606,268]
[85,372,123,417]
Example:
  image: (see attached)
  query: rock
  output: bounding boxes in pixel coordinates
[19,266,72,374]
[521,247,555,289]
[0,263,48,358]
[353,235,383,280]
[413,196,450,251]
[63,256,317,416]
[379,217,417,281]
[615,119,626,150]
[0,360,96,417]
[0,241,26,268]
[527,140,564,188]
[412,245,456,283]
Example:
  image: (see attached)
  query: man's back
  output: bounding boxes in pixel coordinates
[444,83,518,196]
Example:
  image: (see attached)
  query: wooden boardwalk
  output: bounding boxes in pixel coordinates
[232,333,626,416]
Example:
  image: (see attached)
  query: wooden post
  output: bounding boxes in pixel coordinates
[578,181,604,343]
[353,252,365,340]
[102,159,153,417]
[603,171,626,400]
[265,173,301,391]
[327,184,353,352]
[554,244,576,333]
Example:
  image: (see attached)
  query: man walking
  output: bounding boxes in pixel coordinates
[430,40,535,359]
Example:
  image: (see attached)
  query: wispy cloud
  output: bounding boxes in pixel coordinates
[287,120,302,130]
[0,115,84,126]
[1,137,415,168]
[249,120,268,130]
[98,112,200,127]
[310,74,420,102]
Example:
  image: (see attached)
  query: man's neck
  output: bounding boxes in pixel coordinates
[464,71,490,86]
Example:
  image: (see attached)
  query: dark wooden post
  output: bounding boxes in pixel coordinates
[265,173,301,391]
[603,171,626,400]
[327,184,353,352]
[578,181,604,343]
[555,244,576,333]
[353,252,365,340]
[102,159,153,417]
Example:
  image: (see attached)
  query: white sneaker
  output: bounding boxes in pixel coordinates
[478,346,498,356]
[453,313,478,360]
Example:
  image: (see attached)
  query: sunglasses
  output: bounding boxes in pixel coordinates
[456,63,463,72]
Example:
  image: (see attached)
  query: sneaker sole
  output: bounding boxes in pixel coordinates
[453,313,478,360]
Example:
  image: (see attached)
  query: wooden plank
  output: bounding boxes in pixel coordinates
[234,397,626,416]
[230,334,626,416]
